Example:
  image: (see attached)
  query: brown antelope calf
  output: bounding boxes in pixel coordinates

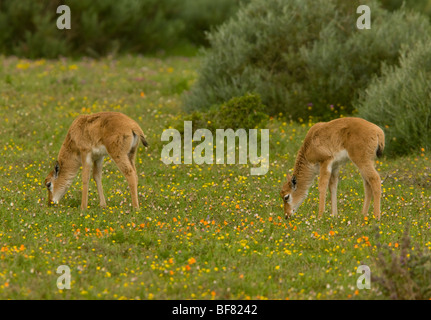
[44,112,148,210]
[280,117,385,220]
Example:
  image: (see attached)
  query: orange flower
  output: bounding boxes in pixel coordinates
[188,257,196,265]
[96,229,103,237]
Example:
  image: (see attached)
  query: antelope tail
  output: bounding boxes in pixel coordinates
[132,125,149,147]
[376,130,385,158]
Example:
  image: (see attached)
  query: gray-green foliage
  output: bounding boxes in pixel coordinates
[184,0,431,120]
[356,41,431,156]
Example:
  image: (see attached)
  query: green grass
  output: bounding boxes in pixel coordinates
[0,55,430,300]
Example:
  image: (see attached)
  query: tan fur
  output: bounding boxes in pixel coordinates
[44,112,148,210]
[280,117,385,220]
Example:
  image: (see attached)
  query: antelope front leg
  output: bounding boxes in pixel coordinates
[81,153,91,210]
[318,162,332,218]
[329,166,340,217]
[93,158,107,208]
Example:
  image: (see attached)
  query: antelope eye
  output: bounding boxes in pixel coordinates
[46,182,52,189]
[284,194,290,202]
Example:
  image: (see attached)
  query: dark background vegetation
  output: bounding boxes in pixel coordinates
[0,0,248,57]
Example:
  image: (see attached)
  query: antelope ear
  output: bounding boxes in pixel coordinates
[54,161,60,178]
[291,175,297,191]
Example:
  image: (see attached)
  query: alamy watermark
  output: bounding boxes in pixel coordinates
[161,121,269,175]
[55,4,371,31]
[56,5,71,30]
[357,5,371,30]
[356,265,371,289]
[56,265,71,290]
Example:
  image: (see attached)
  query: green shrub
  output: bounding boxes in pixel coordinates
[372,226,431,299]
[356,41,431,156]
[184,0,431,120]
[174,93,268,133]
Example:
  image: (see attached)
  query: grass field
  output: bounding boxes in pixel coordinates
[0,55,430,300]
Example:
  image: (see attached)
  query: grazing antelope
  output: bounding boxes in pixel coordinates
[44,112,148,210]
[280,117,385,220]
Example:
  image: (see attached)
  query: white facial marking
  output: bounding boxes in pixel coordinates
[52,194,59,203]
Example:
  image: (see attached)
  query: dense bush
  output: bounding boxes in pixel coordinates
[356,41,431,156]
[0,0,247,58]
[184,0,431,120]
[174,93,268,133]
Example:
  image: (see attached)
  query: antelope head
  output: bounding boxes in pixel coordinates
[44,161,63,206]
[280,174,298,219]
